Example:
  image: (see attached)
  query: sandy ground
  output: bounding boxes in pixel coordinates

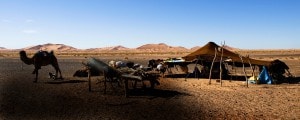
[0,57,299,120]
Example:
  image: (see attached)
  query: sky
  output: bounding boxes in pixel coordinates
[0,0,299,49]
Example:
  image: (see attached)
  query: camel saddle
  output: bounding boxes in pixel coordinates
[35,50,54,58]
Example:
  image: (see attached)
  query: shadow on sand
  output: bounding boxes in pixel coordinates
[168,73,300,84]
[128,88,191,99]
[287,77,300,84]
[45,79,87,84]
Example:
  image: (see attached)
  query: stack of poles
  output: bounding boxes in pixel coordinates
[208,43,225,86]
[208,44,253,87]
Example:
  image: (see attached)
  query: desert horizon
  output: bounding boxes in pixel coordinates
[1,42,300,51]
[1,43,300,61]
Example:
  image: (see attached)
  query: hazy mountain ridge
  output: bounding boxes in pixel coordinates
[87,45,130,51]
[136,43,188,51]
[0,43,191,52]
[1,43,298,52]
[23,43,77,51]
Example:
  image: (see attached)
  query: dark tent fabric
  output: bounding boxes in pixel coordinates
[258,66,272,84]
[183,42,271,66]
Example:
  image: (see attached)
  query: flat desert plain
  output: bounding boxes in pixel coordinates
[0,51,299,120]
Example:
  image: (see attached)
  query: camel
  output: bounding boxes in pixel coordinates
[19,50,63,82]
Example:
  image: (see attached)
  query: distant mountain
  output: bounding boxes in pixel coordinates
[137,43,170,50]
[223,45,240,51]
[108,45,130,50]
[4,42,298,54]
[88,45,130,51]
[17,43,190,52]
[0,47,6,50]
[136,43,188,51]
[189,45,240,52]
[23,43,77,51]
[190,46,201,51]
[4,42,240,52]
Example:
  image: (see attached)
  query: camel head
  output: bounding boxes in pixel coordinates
[19,50,26,57]
[19,50,33,65]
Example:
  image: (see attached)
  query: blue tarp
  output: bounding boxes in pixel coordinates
[258,66,272,84]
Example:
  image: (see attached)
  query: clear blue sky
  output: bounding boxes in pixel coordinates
[0,0,299,49]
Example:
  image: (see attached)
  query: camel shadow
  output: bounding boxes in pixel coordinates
[45,79,87,84]
[127,88,191,99]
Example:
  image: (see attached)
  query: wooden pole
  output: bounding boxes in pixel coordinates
[124,78,129,97]
[220,42,224,86]
[230,61,235,82]
[195,58,200,80]
[209,48,217,85]
[103,70,107,94]
[88,69,91,92]
[246,56,254,76]
[247,57,256,83]
[239,55,248,87]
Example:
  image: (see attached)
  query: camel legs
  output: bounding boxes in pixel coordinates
[32,68,38,83]
[52,64,63,79]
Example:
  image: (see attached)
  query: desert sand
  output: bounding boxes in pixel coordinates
[0,51,299,119]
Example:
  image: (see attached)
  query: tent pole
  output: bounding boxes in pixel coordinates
[239,55,248,87]
[231,61,235,82]
[254,66,258,84]
[247,56,254,76]
[195,58,200,80]
[209,48,217,85]
[247,57,256,83]
[220,42,225,86]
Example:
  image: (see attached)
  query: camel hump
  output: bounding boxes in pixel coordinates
[35,50,54,57]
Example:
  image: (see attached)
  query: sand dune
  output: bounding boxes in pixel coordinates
[2,43,191,52]
[87,45,130,51]
[23,43,77,51]
[1,43,300,56]
[136,43,188,52]
[0,47,7,51]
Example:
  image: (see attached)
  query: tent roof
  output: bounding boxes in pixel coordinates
[183,42,271,66]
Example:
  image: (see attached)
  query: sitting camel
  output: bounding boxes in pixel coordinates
[19,50,63,82]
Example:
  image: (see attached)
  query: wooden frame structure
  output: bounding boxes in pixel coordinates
[183,42,272,87]
[85,58,160,97]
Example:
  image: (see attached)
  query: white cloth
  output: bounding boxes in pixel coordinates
[157,64,163,70]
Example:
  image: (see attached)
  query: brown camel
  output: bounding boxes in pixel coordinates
[19,50,63,82]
